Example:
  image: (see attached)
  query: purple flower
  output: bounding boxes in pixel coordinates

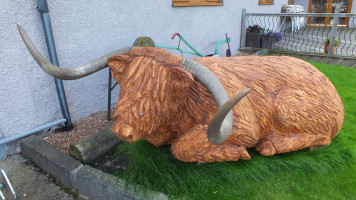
[264,31,283,42]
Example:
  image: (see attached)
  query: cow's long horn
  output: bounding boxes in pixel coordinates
[182,58,250,144]
[207,88,250,144]
[17,24,132,80]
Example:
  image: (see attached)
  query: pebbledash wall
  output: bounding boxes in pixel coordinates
[0,0,288,155]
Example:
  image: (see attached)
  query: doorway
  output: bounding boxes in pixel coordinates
[307,0,353,27]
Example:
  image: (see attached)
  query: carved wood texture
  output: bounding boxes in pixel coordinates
[107,47,344,163]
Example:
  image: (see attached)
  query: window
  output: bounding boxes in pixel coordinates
[172,0,224,7]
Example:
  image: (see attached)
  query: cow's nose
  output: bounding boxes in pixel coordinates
[121,125,134,137]
[117,124,142,143]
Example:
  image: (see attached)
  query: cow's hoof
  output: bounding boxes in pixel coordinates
[256,139,277,156]
[239,147,251,160]
[304,146,318,152]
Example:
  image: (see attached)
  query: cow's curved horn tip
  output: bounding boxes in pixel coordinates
[16,23,24,31]
[235,88,251,97]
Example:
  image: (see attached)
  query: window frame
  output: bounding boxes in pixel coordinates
[172,0,224,7]
[258,0,274,5]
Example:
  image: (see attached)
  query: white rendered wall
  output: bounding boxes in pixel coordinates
[294,0,309,11]
[0,0,287,145]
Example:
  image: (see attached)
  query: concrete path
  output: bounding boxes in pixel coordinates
[0,154,80,200]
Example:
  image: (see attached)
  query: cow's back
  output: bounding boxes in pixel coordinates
[194,56,344,146]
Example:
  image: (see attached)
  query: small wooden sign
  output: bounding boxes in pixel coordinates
[259,0,274,5]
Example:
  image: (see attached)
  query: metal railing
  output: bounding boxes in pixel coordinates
[240,6,356,57]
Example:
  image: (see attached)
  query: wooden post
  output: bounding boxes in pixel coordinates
[328,5,340,56]
[69,125,121,163]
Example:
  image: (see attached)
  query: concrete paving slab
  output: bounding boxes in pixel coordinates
[328,58,345,65]
[339,59,356,67]
[299,55,313,60]
[0,154,77,200]
[351,62,356,68]
[21,136,81,188]
[289,54,301,58]
[309,56,323,62]
[318,57,334,64]
[279,53,290,56]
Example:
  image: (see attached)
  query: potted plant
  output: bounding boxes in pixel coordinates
[324,37,340,54]
[245,25,265,48]
[261,32,283,49]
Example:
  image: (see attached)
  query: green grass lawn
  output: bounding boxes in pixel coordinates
[116,61,356,200]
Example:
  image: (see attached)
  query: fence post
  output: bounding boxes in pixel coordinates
[328,5,340,56]
[240,8,247,49]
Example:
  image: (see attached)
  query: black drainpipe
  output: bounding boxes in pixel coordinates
[37,0,74,131]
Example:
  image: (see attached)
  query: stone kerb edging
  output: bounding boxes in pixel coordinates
[20,135,168,200]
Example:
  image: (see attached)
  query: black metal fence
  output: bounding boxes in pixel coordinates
[240,7,356,57]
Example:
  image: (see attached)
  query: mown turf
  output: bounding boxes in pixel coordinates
[116,61,356,200]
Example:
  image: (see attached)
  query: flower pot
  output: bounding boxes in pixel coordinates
[324,44,337,54]
[246,32,262,48]
[261,36,277,49]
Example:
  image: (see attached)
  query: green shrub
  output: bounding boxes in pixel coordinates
[324,37,340,46]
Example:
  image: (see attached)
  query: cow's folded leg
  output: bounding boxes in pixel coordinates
[256,133,331,156]
[171,125,250,163]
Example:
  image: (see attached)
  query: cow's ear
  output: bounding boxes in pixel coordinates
[170,67,194,96]
[107,55,131,75]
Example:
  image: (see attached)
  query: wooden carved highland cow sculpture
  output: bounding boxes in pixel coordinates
[18,24,344,163]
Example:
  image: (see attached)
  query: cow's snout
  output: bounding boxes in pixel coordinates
[113,123,142,143]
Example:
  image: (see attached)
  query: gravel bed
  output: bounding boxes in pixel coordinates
[44,110,114,154]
